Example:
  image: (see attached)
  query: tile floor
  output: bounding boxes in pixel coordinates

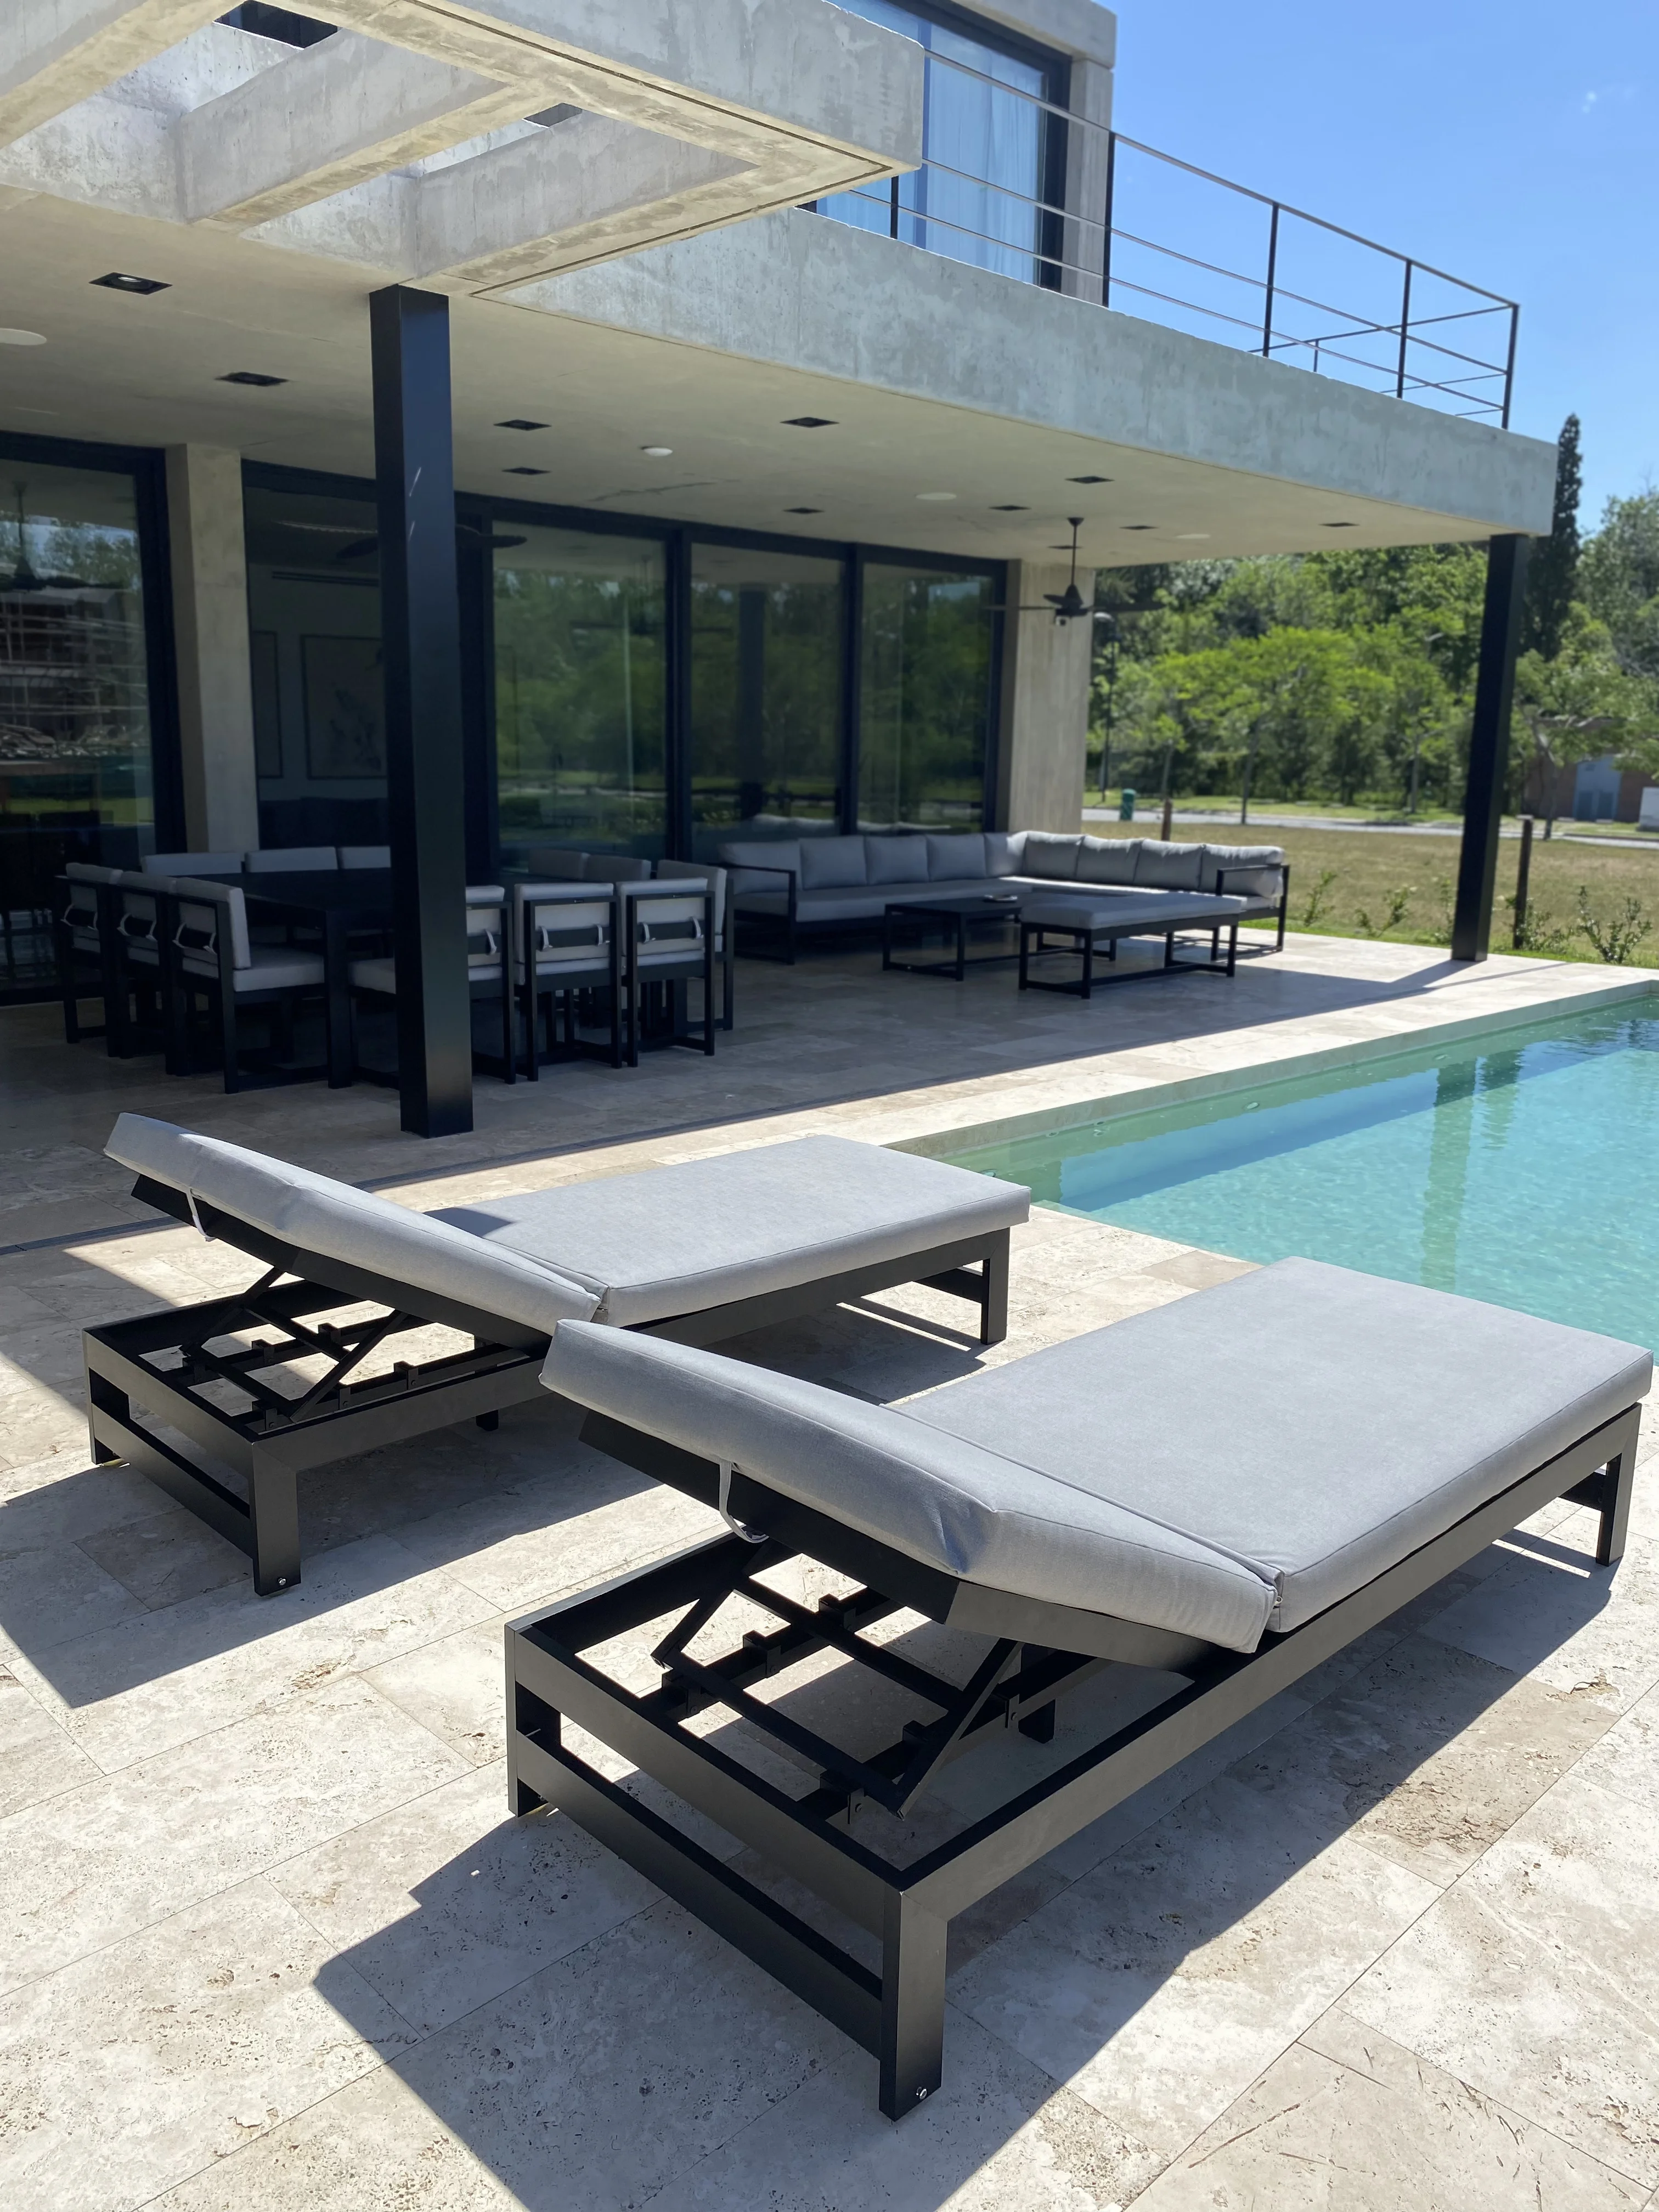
[2,933,1657,2209]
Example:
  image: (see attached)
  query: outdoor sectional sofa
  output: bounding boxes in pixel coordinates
[85,1115,1025,1594]
[717,828,1289,963]
[509,1262,1650,2118]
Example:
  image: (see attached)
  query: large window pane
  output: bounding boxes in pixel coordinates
[859,564,995,830]
[690,543,843,856]
[494,524,665,860]
[0,460,154,994]
[244,481,387,850]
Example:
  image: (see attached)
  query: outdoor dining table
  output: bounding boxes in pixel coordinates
[238,868,391,1088]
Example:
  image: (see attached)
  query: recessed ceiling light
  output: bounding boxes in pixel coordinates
[496,418,547,431]
[0,329,46,347]
[218,370,286,387]
[640,444,674,456]
[785,505,823,514]
[782,416,836,428]
[1323,520,1357,528]
[1067,474,1111,484]
[93,272,169,295]
[1122,523,1155,531]
[917,491,957,502]
[504,466,548,476]
[990,503,1028,511]
[1176,532,1211,541]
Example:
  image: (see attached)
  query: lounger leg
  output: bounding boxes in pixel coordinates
[86,1364,126,1465]
[980,1231,1010,1346]
[249,1444,301,1595]
[879,1891,946,2119]
[1595,1448,1634,1567]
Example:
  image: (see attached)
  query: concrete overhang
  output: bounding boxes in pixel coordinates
[0,176,1553,568]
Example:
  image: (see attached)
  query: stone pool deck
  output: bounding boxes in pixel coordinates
[2,934,1658,2209]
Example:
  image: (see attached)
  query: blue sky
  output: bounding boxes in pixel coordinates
[1110,0,1656,525]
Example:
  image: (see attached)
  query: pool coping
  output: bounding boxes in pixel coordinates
[890,972,1659,1167]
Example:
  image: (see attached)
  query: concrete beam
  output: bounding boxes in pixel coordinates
[0,0,223,146]
[177,31,533,225]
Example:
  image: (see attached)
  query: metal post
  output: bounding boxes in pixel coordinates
[889,174,900,240]
[1502,306,1520,431]
[370,284,473,1138]
[1451,535,1530,962]
[1512,813,1534,948]
[1261,203,1279,357]
[1101,132,1116,308]
[1396,259,1413,399]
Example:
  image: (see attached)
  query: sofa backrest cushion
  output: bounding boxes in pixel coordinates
[1075,837,1141,885]
[1200,843,1286,898]
[1020,832,1081,880]
[865,835,932,885]
[1132,840,1206,890]
[105,1114,599,1337]
[719,839,802,894]
[984,832,1020,877]
[926,832,988,881]
[798,834,870,890]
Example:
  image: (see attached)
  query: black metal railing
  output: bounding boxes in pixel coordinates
[817,47,1519,427]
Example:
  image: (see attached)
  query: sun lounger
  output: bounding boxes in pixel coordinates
[84,1115,1025,1594]
[507,1259,1651,2117]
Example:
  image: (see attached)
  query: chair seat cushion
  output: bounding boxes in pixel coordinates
[913,1259,1651,1633]
[183,946,324,992]
[432,1135,1028,1327]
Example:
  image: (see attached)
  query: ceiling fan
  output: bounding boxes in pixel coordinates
[985,517,1108,626]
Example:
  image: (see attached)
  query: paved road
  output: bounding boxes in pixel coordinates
[1082,808,1659,852]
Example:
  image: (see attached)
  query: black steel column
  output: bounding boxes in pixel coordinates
[370,284,472,1136]
[1451,534,1530,963]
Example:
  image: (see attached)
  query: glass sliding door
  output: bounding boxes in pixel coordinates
[0,456,159,997]
[859,562,997,831]
[493,523,666,860]
[690,542,843,855]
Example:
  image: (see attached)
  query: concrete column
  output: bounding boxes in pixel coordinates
[164,444,260,854]
[1060,58,1113,301]
[995,562,1096,834]
[1452,534,1530,962]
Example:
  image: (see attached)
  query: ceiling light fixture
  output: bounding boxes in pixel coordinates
[785,505,823,514]
[782,416,836,428]
[990,503,1028,511]
[504,465,548,476]
[496,418,547,431]
[640,444,673,456]
[1122,523,1155,531]
[917,491,956,502]
[1066,474,1111,484]
[1323,520,1357,528]
[93,272,169,295]
[0,330,46,347]
[218,370,286,387]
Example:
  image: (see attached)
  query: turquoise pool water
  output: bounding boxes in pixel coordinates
[948,995,1659,1352]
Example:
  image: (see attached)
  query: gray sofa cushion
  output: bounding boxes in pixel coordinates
[926,832,989,881]
[798,836,870,890]
[1200,843,1286,900]
[1022,891,1246,935]
[540,1322,1279,1650]
[916,1258,1651,1635]
[105,1114,599,1336]
[719,840,801,894]
[1131,840,1207,890]
[866,836,932,885]
[1020,832,1081,880]
[1075,837,1141,886]
[435,1136,1028,1327]
[984,832,1020,877]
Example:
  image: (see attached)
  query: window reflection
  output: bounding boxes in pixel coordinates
[859,564,995,830]
[494,524,666,859]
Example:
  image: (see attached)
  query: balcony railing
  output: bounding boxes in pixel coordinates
[815,46,1519,428]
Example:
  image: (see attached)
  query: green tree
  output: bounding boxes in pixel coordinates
[1523,414,1582,661]
[1582,489,1659,682]
[1512,609,1653,832]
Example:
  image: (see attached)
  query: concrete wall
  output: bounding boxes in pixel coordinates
[165,444,261,853]
[996,562,1096,833]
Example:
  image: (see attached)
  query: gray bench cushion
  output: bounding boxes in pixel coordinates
[540,1321,1279,1650]
[914,1259,1651,1634]
[433,1136,1027,1327]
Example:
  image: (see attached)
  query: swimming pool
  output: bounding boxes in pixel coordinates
[946,994,1659,1352]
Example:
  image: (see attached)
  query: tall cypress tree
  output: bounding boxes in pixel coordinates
[1525,414,1582,659]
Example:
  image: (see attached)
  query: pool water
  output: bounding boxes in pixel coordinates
[947,995,1659,1353]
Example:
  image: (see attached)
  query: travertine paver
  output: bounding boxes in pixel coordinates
[0,939,1655,2210]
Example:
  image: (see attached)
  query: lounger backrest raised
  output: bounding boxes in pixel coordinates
[105,1112,599,1339]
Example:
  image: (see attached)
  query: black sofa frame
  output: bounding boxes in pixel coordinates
[507,1396,1638,2118]
[83,1176,1011,1596]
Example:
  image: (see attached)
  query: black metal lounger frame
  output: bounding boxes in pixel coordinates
[507,1397,1638,2119]
[83,1175,1011,1597]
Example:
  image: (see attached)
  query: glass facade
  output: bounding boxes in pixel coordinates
[0,457,157,996]
[493,522,667,860]
[859,562,996,830]
[818,2,1056,284]
[690,543,843,855]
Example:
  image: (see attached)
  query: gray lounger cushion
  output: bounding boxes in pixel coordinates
[539,1257,1650,1651]
[433,1136,1026,1327]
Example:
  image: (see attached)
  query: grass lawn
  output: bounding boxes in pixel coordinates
[1224,823,1659,964]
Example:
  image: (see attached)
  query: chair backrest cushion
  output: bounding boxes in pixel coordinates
[582,854,653,883]
[863,835,930,885]
[143,852,242,878]
[245,847,338,874]
[172,876,252,969]
[105,1115,599,1337]
[464,887,505,968]
[1018,832,1081,880]
[66,862,124,884]
[1075,837,1141,885]
[926,832,988,881]
[523,848,586,880]
[798,836,869,890]
[516,886,613,964]
[719,839,801,893]
[338,845,391,869]
[1131,840,1206,890]
[654,860,729,946]
[540,1322,1277,1651]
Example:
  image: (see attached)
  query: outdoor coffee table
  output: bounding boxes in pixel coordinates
[882,893,1025,980]
[1018,890,1249,998]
